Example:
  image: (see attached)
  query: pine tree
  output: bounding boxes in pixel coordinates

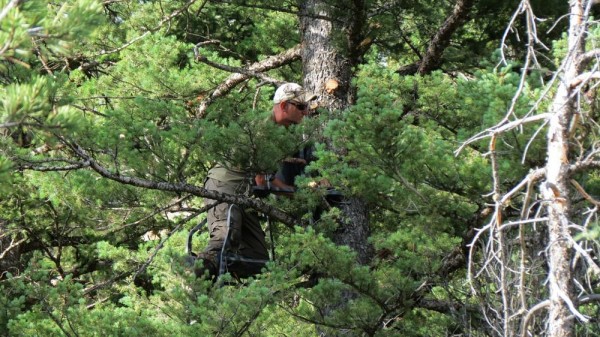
[2,1,598,336]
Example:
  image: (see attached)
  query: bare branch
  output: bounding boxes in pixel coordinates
[571,179,600,207]
[578,294,600,304]
[498,217,549,231]
[194,54,281,84]
[465,1,600,336]
[569,71,600,89]
[456,113,551,155]
[195,44,302,118]
[500,168,545,206]
[520,300,550,337]
[577,49,600,71]
[16,160,90,172]
[0,234,26,260]
[566,235,600,277]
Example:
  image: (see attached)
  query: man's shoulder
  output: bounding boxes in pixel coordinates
[207,163,247,182]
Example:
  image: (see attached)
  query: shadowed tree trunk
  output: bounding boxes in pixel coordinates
[298,2,372,334]
[299,0,371,265]
[417,0,474,74]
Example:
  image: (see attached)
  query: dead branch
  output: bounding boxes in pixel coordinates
[16,160,90,172]
[498,217,549,231]
[569,71,600,89]
[578,294,600,304]
[577,49,600,72]
[569,159,600,174]
[0,234,26,260]
[463,1,600,336]
[455,113,551,155]
[195,44,302,118]
[500,168,545,206]
[520,300,550,337]
[571,179,600,207]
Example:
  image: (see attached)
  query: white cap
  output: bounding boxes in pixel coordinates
[273,83,317,104]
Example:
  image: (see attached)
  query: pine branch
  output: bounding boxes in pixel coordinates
[91,0,207,57]
[396,0,475,75]
[417,0,475,74]
[0,0,23,23]
[63,139,302,228]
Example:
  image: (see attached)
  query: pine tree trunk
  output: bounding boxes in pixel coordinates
[542,1,584,336]
[299,0,355,110]
[299,0,371,265]
[299,3,371,334]
[544,80,575,337]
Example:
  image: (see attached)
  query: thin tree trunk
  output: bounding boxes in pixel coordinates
[542,1,585,336]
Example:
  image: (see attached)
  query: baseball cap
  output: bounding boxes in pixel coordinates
[273,83,317,104]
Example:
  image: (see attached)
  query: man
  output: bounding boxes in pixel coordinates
[194,82,317,280]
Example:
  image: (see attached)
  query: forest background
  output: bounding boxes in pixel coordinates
[1,0,600,336]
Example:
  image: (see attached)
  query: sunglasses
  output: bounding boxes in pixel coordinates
[289,102,308,111]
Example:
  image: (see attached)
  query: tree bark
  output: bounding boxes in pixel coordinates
[299,0,371,264]
[299,0,355,111]
[298,1,372,335]
[300,0,369,264]
[541,1,585,336]
[396,0,475,75]
[417,0,475,75]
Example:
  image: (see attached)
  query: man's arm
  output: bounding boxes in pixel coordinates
[254,174,295,196]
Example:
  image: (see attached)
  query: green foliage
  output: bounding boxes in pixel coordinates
[312,65,493,231]
[2,0,596,336]
[198,108,311,173]
[0,155,13,194]
[0,0,104,194]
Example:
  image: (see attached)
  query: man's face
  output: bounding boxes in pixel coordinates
[284,101,309,125]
